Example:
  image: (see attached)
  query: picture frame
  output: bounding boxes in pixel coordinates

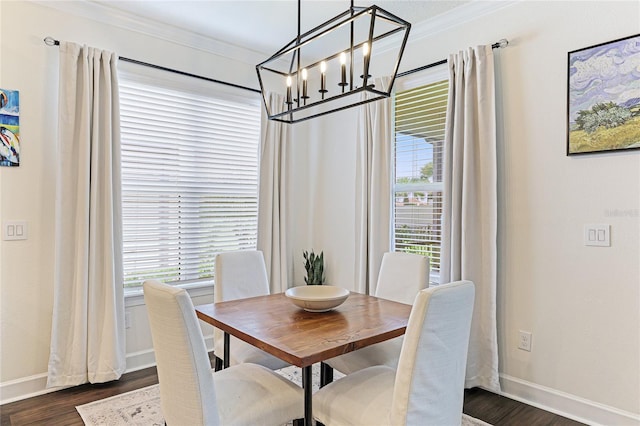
[567,34,640,155]
[0,88,20,167]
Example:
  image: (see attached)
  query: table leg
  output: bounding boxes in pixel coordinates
[320,362,333,387]
[302,365,313,426]
[223,332,230,369]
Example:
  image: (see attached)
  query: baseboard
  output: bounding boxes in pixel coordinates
[1,336,215,405]
[499,374,640,426]
[123,348,156,373]
[0,372,63,405]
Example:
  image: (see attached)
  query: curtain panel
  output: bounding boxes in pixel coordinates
[441,45,501,392]
[354,77,393,295]
[257,93,293,293]
[47,42,125,387]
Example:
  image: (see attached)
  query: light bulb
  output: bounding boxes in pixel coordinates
[363,42,369,57]
[287,76,292,87]
[321,61,327,74]
[302,68,308,80]
[339,52,347,88]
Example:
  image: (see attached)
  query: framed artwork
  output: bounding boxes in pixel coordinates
[0,88,20,166]
[567,34,640,155]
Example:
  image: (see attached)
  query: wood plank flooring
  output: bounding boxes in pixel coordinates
[1,362,584,426]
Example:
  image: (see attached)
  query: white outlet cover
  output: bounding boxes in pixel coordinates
[518,330,532,352]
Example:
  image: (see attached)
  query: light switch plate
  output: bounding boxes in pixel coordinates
[584,224,610,247]
[3,221,28,241]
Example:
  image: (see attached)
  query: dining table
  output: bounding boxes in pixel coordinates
[195,291,412,426]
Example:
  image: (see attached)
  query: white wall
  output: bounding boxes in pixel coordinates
[291,111,359,288]
[290,1,640,424]
[0,0,255,402]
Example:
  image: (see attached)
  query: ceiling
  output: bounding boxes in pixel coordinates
[92,1,470,56]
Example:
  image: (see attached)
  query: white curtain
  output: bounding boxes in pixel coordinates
[257,93,292,293]
[354,78,393,295]
[441,45,500,392]
[47,42,125,387]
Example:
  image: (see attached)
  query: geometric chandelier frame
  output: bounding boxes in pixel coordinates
[256,1,410,123]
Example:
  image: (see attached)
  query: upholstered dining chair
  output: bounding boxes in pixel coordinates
[143,280,303,426]
[324,252,430,376]
[213,250,289,371]
[313,280,475,426]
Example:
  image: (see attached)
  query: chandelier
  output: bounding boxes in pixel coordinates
[256,0,410,124]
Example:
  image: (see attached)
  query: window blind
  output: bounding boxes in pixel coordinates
[119,77,261,290]
[393,78,448,277]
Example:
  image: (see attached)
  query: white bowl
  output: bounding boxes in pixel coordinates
[285,285,350,312]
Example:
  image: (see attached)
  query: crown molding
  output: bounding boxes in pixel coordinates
[31,0,264,65]
[408,0,519,43]
[32,0,518,66]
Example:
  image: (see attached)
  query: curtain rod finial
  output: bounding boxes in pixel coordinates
[496,39,509,48]
[44,36,59,46]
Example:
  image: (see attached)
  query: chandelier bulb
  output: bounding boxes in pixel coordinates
[319,61,327,97]
[339,52,347,90]
[286,75,292,106]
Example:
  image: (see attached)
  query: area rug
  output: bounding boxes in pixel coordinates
[77,365,490,425]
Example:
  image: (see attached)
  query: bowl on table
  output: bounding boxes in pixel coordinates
[285,285,350,312]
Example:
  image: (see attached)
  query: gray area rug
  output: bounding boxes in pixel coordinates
[77,365,490,425]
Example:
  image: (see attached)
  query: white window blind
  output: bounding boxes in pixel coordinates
[393,70,448,280]
[119,72,261,291]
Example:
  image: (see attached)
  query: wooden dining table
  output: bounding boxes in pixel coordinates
[195,291,412,426]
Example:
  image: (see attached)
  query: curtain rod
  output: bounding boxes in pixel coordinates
[44,36,508,92]
[43,36,261,94]
[396,38,509,78]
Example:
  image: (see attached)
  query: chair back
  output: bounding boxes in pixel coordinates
[143,280,220,426]
[390,280,475,426]
[375,252,430,304]
[214,250,270,302]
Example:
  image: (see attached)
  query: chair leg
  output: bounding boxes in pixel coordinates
[292,419,304,426]
[320,362,333,387]
[214,355,223,372]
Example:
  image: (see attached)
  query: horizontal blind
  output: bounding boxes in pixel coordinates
[393,78,448,277]
[119,77,261,290]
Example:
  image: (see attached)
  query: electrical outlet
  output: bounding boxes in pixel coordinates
[518,331,532,352]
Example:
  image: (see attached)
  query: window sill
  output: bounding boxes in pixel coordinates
[124,281,214,307]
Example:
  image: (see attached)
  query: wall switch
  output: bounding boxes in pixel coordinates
[3,221,28,241]
[584,224,610,247]
[518,330,532,352]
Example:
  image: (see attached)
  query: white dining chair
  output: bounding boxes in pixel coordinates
[213,250,289,371]
[143,280,304,426]
[324,252,429,376]
[313,280,475,426]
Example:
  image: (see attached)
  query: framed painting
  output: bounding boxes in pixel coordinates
[567,34,640,155]
[0,88,20,166]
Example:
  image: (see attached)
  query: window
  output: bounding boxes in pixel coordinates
[393,67,448,283]
[119,66,261,291]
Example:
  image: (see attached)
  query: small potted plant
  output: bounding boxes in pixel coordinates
[303,250,325,285]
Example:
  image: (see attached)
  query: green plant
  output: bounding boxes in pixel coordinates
[303,250,325,285]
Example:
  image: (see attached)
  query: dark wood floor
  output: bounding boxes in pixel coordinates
[1,361,584,426]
